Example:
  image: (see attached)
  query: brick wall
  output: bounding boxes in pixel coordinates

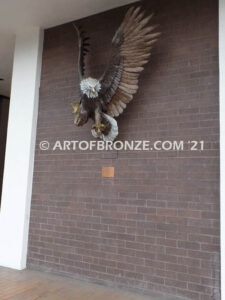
[27,0,220,299]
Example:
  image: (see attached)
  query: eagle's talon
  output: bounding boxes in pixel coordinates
[71,103,80,113]
[92,123,105,134]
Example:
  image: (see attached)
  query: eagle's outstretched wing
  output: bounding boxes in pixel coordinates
[73,24,90,85]
[99,7,160,117]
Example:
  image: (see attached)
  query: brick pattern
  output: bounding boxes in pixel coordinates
[27,0,220,299]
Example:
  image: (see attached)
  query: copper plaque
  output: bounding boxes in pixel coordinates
[102,167,114,178]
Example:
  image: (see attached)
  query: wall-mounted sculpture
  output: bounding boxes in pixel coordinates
[71,6,160,141]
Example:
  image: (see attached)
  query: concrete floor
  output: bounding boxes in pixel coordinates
[0,267,163,300]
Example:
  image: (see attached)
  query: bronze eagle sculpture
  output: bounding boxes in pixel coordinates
[71,6,160,141]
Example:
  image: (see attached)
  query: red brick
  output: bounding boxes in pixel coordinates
[178,210,201,218]
[178,241,200,250]
[157,208,177,216]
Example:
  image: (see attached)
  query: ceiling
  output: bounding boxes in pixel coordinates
[0,0,137,96]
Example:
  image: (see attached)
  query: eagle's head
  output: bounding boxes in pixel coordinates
[80,77,101,98]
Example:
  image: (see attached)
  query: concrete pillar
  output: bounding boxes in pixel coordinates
[0,27,43,269]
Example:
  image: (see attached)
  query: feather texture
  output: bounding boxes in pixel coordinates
[73,24,90,87]
[99,6,160,117]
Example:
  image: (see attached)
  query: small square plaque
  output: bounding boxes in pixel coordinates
[102,167,114,178]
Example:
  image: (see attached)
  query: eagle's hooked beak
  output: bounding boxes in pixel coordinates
[91,87,96,94]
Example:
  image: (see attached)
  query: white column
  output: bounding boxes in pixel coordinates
[220,0,225,298]
[0,27,43,269]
